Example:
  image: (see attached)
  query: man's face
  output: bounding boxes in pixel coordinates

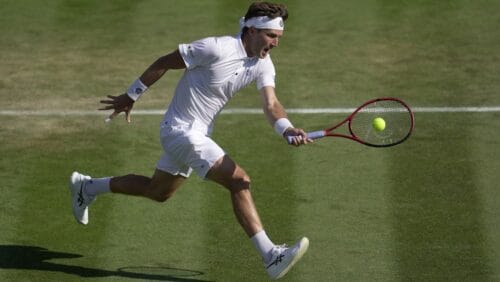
[247,28,283,58]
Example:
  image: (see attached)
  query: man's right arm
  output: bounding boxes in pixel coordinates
[99,49,186,122]
[139,49,186,87]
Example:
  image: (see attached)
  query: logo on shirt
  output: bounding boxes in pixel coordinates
[187,45,194,58]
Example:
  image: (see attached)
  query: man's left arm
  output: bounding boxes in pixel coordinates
[259,86,311,146]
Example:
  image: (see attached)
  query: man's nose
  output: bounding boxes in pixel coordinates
[271,38,279,47]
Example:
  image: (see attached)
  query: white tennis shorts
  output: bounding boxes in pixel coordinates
[156,122,225,178]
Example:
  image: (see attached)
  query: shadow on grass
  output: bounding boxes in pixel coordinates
[0,245,211,281]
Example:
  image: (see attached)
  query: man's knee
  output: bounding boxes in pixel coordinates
[206,155,251,191]
[150,188,174,203]
[147,170,185,202]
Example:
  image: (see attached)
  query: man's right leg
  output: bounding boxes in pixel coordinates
[69,169,185,225]
[110,169,186,202]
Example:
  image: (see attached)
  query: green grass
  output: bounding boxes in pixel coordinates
[1,0,500,281]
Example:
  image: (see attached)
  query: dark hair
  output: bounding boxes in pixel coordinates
[244,2,288,21]
[242,2,288,34]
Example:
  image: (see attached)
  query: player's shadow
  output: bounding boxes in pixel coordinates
[0,245,210,281]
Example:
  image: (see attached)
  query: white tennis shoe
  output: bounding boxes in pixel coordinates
[69,171,95,225]
[265,237,309,279]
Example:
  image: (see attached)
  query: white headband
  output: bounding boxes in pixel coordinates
[239,16,285,31]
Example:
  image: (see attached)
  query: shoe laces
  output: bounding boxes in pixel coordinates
[275,244,287,250]
[270,244,288,256]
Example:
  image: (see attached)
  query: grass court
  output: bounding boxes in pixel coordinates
[1,0,500,281]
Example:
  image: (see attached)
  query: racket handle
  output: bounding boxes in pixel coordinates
[286,130,325,144]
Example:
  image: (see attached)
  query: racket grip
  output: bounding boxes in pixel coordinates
[286,130,325,144]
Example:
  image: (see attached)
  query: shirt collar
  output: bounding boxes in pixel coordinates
[236,33,250,59]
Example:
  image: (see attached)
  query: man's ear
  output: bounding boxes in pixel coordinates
[248,26,258,35]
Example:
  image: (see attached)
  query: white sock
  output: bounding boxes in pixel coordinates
[85,177,111,196]
[251,230,275,263]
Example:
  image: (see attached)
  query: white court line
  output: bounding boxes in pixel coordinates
[0,107,500,116]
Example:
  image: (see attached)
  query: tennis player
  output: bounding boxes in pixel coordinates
[69,2,310,279]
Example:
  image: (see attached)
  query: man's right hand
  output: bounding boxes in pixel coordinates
[99,93,135,123]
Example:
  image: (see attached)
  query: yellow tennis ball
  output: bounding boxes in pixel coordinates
[372,117,386,131]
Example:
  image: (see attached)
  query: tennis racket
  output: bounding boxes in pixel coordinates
[288,97,414,147]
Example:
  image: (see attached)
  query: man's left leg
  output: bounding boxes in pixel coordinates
[206,155,309,279]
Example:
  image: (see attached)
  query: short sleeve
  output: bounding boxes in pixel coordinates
[178,37,219,69]
[256,56,276,90]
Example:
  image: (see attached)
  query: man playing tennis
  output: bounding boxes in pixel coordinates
[69,2,310,279]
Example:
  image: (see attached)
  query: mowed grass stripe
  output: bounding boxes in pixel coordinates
[379,0,496,278]
[388,113,493,280]
[471,114,500,274]
[377,1,494,279]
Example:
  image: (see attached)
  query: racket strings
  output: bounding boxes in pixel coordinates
[350,100,413,146]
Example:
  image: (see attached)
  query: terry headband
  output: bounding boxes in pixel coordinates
[239,16,285,31]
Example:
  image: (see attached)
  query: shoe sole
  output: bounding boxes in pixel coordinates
[274,237,309,279]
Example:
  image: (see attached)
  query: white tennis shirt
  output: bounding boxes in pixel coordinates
[163,35,276,135]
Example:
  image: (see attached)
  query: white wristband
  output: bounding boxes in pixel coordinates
[126,78,148,101]
[274,118,293,136]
